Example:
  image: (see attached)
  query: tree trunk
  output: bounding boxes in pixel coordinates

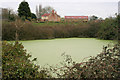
[15,29,18,41]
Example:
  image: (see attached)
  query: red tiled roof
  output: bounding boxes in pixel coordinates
[65,16,88,19]
[42,13,50,17]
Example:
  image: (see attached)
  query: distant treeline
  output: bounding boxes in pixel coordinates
[2,17,119,41]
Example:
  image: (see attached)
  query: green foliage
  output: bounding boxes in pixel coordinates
[117,15,120,41]
[97,18,118,40]
[2,16,119,40]
[2,8,16,21]
[18,1,31,19]
[2,41,51,79]
[51,44,120,78]
[2,21,100,40]
[83,21,101,38]
[9,14,15,21]
[21,16,26,21]
[2,22,16,40]
[31,13,37,19]
[2,41,120,79]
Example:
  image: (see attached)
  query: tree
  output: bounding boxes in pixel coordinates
[42,6,54,14]
[31,13,37,19]
[2,8,9,20]
[36,5,54,19]
[18,0,31,19]
[39,5,42,19]
[90,15,98,21]
[97,17,118,40]
[36,5,42,19]
[36,5,39,18]
[117,15,120,42]
[2,41,51,79]
[2,8,16,21]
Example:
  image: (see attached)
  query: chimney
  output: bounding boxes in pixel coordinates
[55,11,57,14]
[52,10,54,13]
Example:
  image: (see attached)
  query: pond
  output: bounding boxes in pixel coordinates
[21,38,116,67]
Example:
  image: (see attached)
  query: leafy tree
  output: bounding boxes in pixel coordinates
[18,0,31,19]
[31,13,37,19]
[97,17,118,40]
[117,15,120,41]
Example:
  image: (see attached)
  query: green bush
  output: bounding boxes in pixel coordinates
[2,41,51,79]
[2,41,120,79]
[2,21,100,40]
[2,16,119,41]
[51,44,120,78]
[97,18,118,40]
[2,22,16,40]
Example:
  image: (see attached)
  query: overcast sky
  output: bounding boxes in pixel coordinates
[0,0,119,18]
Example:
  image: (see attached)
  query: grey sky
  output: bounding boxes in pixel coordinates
[0,0,119,18]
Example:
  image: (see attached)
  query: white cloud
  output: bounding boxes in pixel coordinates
[0,0,119,2]
[0,0,118,18]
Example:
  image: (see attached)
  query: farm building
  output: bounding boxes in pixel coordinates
[41,10,61,22]
[65,16,88,22]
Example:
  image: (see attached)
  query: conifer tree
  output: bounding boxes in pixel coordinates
[18,0,31,19]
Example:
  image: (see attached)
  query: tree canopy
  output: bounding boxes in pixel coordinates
[2,8,16,21]
[31,13,37,19]
[18,1,31,19]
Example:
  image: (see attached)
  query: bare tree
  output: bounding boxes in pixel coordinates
[36,5,54,19]
[14,19,25,41]
[2,8,16,21]
[36,4,42,19]
[42,6,54,14]
[39,4,42,19]
[36,5,39,18]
